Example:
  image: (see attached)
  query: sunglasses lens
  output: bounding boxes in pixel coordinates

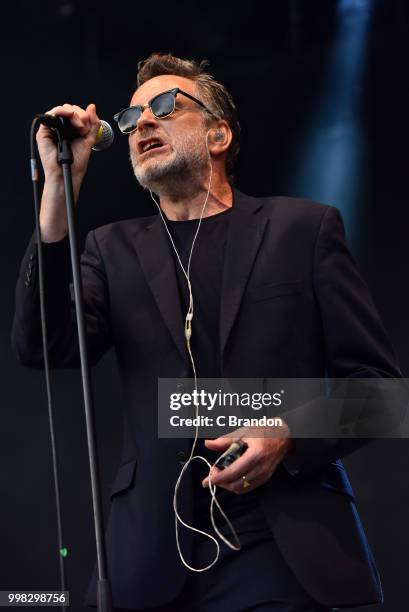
[118,107,141,133]
[115,91,176,133]
[151,92,175,118]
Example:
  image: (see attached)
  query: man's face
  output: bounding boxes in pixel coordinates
[128,75,210,191]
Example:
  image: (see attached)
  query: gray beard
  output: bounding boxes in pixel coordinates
[130,132,208,197]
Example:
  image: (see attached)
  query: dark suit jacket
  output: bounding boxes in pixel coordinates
[11,189,401,609]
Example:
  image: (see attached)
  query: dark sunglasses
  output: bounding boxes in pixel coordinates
[113,87,218,134]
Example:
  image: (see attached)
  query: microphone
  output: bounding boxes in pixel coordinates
[36,114,114,151]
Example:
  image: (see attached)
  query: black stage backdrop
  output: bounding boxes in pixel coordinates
[1,1,408,610]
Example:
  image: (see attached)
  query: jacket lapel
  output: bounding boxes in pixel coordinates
[134,215,188,365]
[220,190,268,362]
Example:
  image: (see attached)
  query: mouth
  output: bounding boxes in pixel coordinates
[138,137,167,156]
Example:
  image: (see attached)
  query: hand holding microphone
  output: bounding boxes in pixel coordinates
[36,103,113,243]
[36,103,112,183]
[37,111,113,151]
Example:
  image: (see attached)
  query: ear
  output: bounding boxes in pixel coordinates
[207,120,232,157]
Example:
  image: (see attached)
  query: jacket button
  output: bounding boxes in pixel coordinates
[25,280,31,287]
[176,451,188,465]
[176,382,184,391]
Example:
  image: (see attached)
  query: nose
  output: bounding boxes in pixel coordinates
[136,104,159,132]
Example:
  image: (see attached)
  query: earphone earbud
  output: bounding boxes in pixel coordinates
[213,130,224,142]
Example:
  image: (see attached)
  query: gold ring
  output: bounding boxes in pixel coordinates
[242,475,251,489]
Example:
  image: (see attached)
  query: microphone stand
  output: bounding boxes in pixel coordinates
[56,134,113,612]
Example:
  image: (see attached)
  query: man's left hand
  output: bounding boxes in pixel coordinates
[201,424,293,495]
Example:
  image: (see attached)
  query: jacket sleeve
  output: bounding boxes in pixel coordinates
[11,229,112,369]
[282,205,403,474]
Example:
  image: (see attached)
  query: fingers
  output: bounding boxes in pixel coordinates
[212,445,259,485]
[201,447,257,488]
[37,103,99,139]
[218,466,261,495]
[204,434,255,484]
[203,464,264,495]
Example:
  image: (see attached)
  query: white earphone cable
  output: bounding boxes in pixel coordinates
[148,131,241,572]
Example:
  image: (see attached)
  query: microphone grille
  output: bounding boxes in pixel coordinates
[92,120,114,151]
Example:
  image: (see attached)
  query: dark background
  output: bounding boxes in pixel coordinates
[1,1,408,610]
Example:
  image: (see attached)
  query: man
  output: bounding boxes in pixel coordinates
[12,53,401,611]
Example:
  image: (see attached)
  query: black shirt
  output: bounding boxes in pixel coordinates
[164,208,229,378]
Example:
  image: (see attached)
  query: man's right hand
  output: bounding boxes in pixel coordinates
[37,103,101,243]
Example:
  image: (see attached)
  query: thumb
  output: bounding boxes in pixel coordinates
[86,103,98,121]
[86,103,101,139]
[204,437,232,451]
